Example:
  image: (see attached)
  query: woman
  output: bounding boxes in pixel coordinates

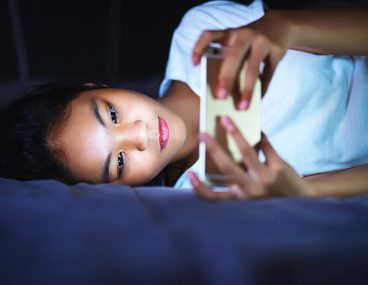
[1,0,367,199]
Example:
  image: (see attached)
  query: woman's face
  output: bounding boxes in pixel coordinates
[55,88,186,185]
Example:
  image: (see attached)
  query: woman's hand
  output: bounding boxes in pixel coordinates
[188,116,314,200]
[192,11,295,109]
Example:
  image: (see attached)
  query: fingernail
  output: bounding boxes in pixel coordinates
[192,54,200,65]
[217,88,228,99]
[187,171,197,182]
[199,132,210,143]
[220,116,234,131]
[238,99,249,110]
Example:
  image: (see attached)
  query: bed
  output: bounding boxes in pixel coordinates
[1,177,368,285]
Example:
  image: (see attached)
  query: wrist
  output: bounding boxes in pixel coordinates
[303,181,318,198]
[266,10,300,50]
[277,10,302,49]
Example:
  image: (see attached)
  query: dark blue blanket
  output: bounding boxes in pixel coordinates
[1,178,368,285]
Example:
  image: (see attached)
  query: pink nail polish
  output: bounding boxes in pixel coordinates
[199,132,210,143]
[238,100,250,110]
[221,116,234,131]
[192,55,200,65]
[217,88,228,99]
[187,171,197,182]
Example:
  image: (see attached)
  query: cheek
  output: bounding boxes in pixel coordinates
[122,152,164,185]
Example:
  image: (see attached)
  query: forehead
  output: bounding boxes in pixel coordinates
[78,87,152,102]
[56,91,109,183]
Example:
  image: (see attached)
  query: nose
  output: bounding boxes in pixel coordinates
[115,120,148,151]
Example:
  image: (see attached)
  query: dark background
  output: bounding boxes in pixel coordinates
[0,0,208,82]
[1,0,367,86]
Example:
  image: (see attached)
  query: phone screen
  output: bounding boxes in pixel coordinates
[199,45,261,186]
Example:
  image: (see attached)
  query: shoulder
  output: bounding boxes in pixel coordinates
[177,0,265,35]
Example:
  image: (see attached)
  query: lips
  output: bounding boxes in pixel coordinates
[158,116,169,151]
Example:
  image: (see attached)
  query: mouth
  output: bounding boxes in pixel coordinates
[158,116,169,151]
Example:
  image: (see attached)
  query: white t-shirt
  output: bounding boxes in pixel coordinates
[159,0,368,189]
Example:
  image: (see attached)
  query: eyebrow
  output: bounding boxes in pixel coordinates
[90,98,106,127]
[102,153,112,183]
[89,98,111,182]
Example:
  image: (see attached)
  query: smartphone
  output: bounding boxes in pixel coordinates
[199,44,261,186]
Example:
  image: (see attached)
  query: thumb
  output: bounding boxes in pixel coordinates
[260,57,274,96]
[260,51,283,96]
[260,132,280,163]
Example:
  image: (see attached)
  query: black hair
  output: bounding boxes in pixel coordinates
[0,80,107,183]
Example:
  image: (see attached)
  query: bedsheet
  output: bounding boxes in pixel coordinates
[0,178,367,285]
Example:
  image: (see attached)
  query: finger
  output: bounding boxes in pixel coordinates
[260,49,284,96]
[231,183,267,199]
[192,29,227,65]
[200,131,259,197]
[229,183,248,199]
[199,132,252,183]
[217,40,251,100]
[220,116,265,177]
[240,44,268,109]
[187,171,236,201]
[260,57,272,96]
[260,132,280,163]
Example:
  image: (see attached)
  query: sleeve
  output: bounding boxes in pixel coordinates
[159,0,265,97]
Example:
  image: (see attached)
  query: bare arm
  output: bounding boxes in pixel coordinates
[285,7,368,55]
[305,165,368,198]
[192,6,368,105]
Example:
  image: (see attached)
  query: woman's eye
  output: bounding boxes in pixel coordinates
[117,152,126,177]
[108,104,119,124]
